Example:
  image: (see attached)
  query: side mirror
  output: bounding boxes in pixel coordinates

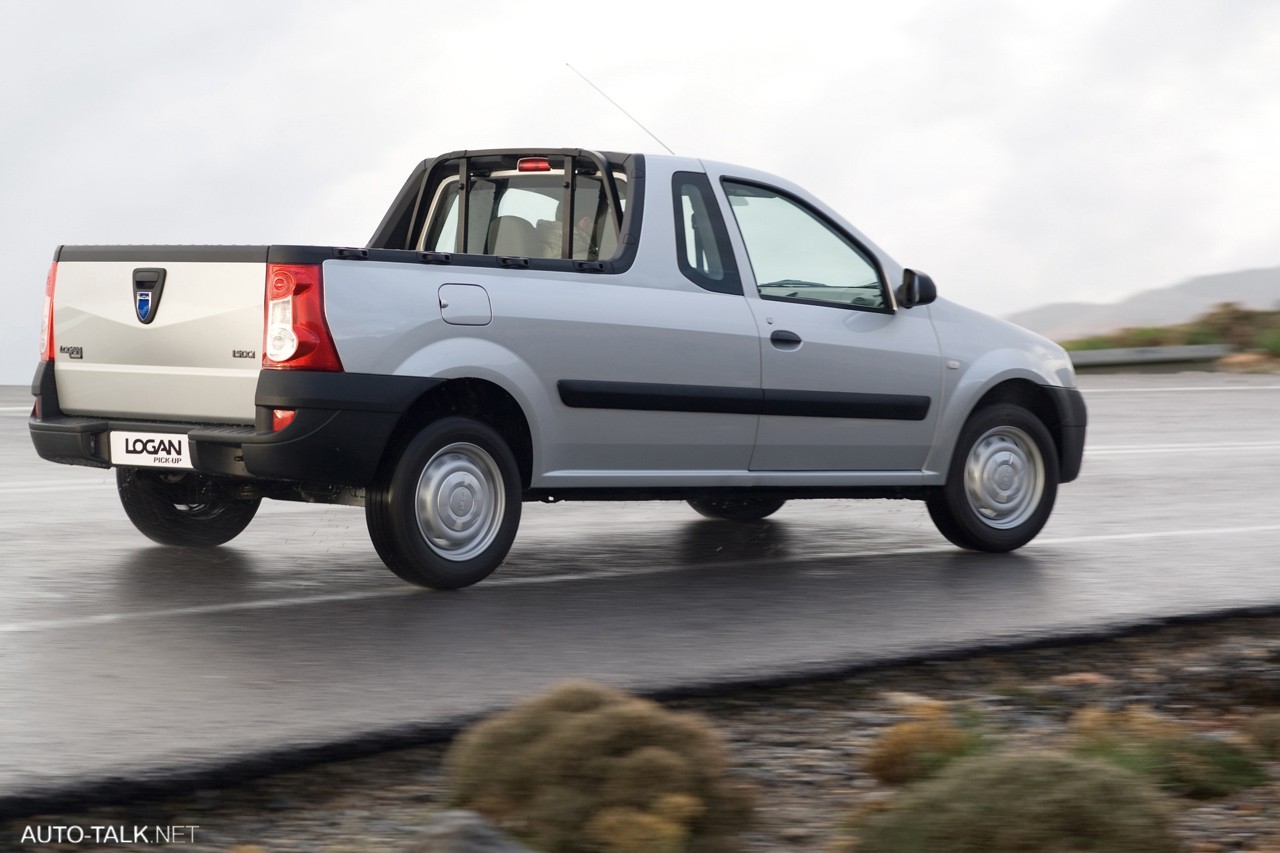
[896,269,938,309]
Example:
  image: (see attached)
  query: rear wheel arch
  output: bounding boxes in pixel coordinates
[378,378,534,491]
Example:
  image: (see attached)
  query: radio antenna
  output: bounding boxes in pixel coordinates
[566,63,676,155]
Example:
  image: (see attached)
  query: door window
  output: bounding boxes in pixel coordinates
[722,181,887,311]
[673,172,740,294]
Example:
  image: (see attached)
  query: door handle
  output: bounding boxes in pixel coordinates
[770,330,802,349]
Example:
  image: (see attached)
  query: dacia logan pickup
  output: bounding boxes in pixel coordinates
[30,148,1086,589]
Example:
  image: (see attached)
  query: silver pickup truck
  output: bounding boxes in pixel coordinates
[30,148,1086,589]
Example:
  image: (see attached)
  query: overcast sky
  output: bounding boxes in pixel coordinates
[2,0,1277,384]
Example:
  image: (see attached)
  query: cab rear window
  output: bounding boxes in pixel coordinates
[419,163,627,262]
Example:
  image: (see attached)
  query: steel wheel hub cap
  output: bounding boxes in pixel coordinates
[963,426,1044,529]
[415,442,505,561]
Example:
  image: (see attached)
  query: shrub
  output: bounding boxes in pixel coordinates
[863,703,986,785]
[1115,326,1183,348]
[1068,704,1183,742]
[1247,712,1280,758]
[1062,335,1121,352]
[1185,324,1227,346]
[853,751,1178,853]
[1198,302,1266,349]
[1253,328,1280,357]
[1069,705,1267,799]
[1059,304,1280,352]
[443,681,752,853]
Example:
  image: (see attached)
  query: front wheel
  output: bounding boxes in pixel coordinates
[117,468,261,547]
[366,417,522,590]
[927,404,1059,552]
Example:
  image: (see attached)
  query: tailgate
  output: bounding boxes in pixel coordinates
[52,246,269,425]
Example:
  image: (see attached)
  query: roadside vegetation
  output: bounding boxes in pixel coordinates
[849,752,1180,853]
[436,678,1276,853]
[443,680,754,853]
[862,700,988,786]
[11,619,1280,851]
[843,701,1269,851]
[1060,302,1280,357]
[1067,705,1269,800]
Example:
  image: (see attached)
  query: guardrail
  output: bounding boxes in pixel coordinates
[1068,344,1232,368]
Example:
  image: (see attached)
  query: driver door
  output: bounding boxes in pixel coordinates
[720,179,943,471]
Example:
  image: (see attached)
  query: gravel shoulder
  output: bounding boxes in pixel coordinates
[8,614,1280,852]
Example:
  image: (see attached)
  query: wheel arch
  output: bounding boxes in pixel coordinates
[956,378,1070,482]
[378,378,534,490]
[926,373,1075,484]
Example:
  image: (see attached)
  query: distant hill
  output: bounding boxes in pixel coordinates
[1004,267,1280,341]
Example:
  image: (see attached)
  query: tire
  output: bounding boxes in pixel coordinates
[687,496,787,521]
[927,403,1059,552]
[117,468,260,547]
[366,417,522,590]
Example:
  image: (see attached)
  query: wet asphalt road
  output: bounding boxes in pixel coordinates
[1,373,1279,812]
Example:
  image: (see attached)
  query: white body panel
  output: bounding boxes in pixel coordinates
[53,260,264,424]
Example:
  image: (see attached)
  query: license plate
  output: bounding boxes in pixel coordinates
[110,431,193,469]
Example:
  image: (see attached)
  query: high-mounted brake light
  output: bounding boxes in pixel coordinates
[40,262,58,361]
[262,263,343,372]
[517,157,553,172]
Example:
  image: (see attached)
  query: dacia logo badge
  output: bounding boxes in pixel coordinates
[132,268,167,325]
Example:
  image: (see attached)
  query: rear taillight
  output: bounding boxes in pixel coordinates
[262,263,343,372]
[40,262,57,361]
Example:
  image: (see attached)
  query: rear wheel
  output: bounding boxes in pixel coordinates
[927,404,1058,552]
[117,468,260,547]
[687,496,787,521]
[366,417,522,589]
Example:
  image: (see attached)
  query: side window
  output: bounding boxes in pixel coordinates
[721,180,887,311]
[422,182,460,252]
[672,173,740,295]
[420,179,504,254]
[553,174,624,261]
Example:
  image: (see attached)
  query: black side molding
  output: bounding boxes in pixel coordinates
[762,389,931,421]
[559,380,761,415]
[557,380,931,421]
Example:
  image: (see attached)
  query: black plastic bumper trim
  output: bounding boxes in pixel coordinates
[28,362,110,468]
[254,370,439,414]
[1043,385,1087,483]
[28,417,111,469]
[29,366,444,486]
[239,371,443,485]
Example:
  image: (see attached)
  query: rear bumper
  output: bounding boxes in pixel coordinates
[29,362,441,486]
